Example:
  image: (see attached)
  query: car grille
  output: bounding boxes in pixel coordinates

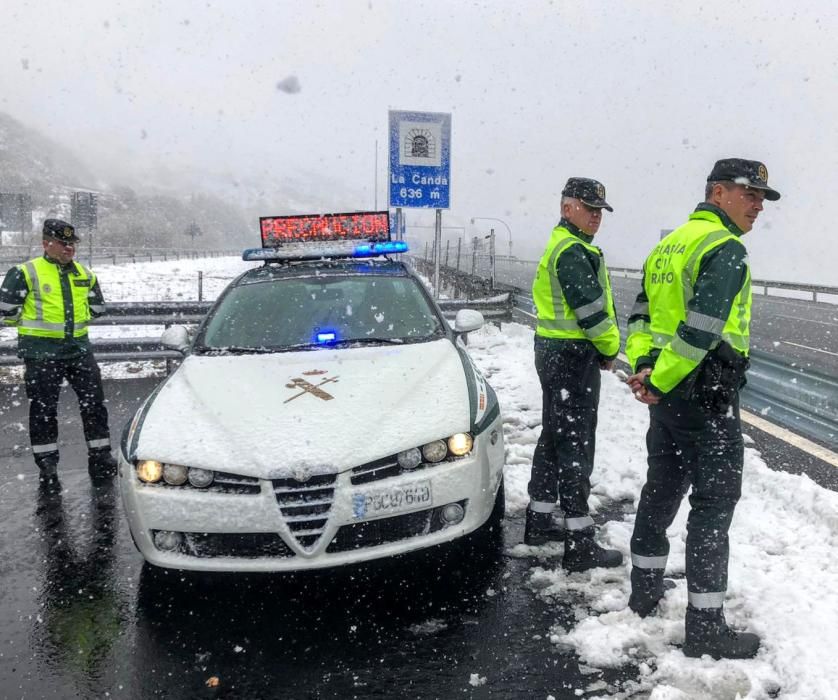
[271,474,336,549]
[350,454,403,485]
[180,532,294,559]
[210,472,262,494]
[326,502,460,554]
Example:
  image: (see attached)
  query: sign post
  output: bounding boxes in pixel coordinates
[388,110,451,297]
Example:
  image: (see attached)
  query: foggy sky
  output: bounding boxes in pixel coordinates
[1,0,836,283]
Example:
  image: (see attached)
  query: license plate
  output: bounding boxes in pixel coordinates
[352,481,432,520]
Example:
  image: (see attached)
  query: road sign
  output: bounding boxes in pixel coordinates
[389,111,451,209]
[71,191,98,229]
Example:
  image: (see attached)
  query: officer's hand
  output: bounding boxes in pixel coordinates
[599,359,615,371]
[634,386,661,405]
[627,368,652,391]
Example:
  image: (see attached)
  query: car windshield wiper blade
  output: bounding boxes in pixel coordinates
[202,345,277,355]
[334,337,405,346]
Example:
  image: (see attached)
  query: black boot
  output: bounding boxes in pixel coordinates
[35,456,60,488]
[523,509,565,546]
[562,527,623,572]
[88,450,118,483]
[628,567,675,617]
[683,605,760,659]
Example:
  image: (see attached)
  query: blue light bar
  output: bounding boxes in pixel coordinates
[316,331,337,344]
[242,240,408,262]
[353,241,408,257]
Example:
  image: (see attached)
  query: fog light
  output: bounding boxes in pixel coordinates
[439,503,465,525]
[137,460,163,483]
[188,467,214,488]
[397,447,422,470]
[163,464,188,485]
[153,530,183,551]
[421,440,447,463]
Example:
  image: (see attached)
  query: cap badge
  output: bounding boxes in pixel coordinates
[595,183,605,198]
[757,164,768,181]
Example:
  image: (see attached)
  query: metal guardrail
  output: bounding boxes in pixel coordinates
[0,249,241,268]
[0,295,513,366]
[509,289,837,450]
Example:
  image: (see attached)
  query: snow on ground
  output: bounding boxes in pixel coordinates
[4,254,838,698]
[468,322,838,700]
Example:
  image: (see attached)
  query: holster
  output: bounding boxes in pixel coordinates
[690,342,749,414]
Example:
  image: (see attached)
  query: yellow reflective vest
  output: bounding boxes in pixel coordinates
[17,257,95,339]
[626,212,751,394]
[533,225,620,358]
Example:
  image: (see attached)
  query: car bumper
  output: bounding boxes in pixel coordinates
[119,416,504,572]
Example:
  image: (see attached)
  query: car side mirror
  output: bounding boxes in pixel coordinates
[453,309,484,334]
[161,325,190,354]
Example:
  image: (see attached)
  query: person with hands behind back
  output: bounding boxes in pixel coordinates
[625,158,780,659]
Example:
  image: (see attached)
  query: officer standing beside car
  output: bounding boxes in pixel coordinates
[525,177,623,573]
[625,159,780,659]
[0,219,117,486]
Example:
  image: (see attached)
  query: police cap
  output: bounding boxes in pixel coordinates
[42,219,80,242]
[707,158,781,201]
[561,177,613,212]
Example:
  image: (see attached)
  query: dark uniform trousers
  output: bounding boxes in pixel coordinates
[631,391,744,596]
[528,337,600,523]
[24,352,111,466]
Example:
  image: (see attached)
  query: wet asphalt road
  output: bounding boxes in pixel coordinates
[0,376,636,700]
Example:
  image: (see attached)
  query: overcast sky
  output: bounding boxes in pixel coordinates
[2,0,836,283]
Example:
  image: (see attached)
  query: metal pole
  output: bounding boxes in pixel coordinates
[489,228,496,290]
[471,236,478,275]
[444,240,450,268]
[198,271,204,301]
[455,238,462,271]
[396,207,403,241]
[433,209,442,299]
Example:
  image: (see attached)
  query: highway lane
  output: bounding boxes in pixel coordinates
[0,376,637,700]
[493,260,838,377]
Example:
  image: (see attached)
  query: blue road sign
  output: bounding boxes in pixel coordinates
[389,110,451,209]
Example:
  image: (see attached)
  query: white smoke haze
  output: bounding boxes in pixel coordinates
[1,0,835,283]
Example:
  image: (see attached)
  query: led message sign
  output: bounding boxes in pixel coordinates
[260,211,390,248]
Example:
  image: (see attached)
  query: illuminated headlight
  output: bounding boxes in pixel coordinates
[421,440,447,463]
[447,433,473,456]
[163,464,188,486]
[188,467,214,488]
[397,448,422,470]
[137,460,163,483]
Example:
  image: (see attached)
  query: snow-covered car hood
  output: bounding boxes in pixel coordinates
[133,338,472,478]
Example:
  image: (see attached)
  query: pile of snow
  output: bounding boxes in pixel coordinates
[468,322,838,700]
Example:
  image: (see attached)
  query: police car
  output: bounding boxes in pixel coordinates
[119,211,505,572]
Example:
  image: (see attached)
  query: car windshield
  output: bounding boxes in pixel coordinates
[196,274,444,352]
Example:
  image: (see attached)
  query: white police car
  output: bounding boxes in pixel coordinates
[119,212,505,572]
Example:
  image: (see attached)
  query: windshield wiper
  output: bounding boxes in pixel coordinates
[333,337,405,346]
[200,345,277,355]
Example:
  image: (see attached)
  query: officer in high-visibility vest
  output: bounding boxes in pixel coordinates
[526,177,622,572]
[625,158,780,659]
[0,219,117,486]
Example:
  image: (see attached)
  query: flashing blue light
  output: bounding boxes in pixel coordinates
[353,241,408,257]
[316,331,337,344]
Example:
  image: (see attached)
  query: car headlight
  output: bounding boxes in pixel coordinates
[137,460,163,483]
[163,463,188,486]
[421,440,448,463]
[397,447,422,470]
[447,433,473,456]
[188,467,214,488]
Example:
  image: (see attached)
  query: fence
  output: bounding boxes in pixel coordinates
[0,247,241,269]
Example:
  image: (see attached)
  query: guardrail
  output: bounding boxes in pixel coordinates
[0,249,241,268]
[0,295,513,367]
